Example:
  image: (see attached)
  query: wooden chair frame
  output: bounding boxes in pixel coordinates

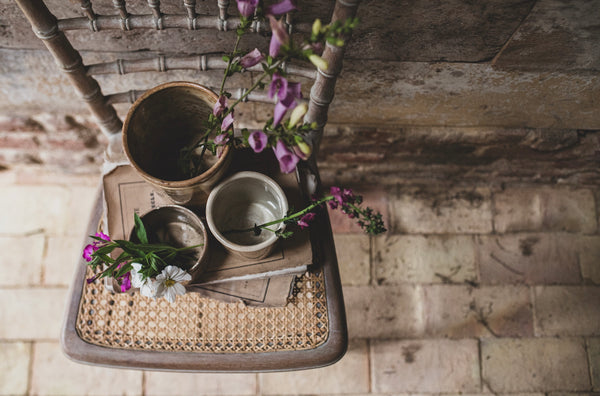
[16,0,359,372]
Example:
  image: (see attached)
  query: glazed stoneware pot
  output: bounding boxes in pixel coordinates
[206,171,289,260]
[122,81,232,205]
[105,205,210,293]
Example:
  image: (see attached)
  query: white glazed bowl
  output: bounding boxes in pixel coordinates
[206,171,288,259]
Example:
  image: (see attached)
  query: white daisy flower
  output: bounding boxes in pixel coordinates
[155,265,191,303]
[130,262,157,299]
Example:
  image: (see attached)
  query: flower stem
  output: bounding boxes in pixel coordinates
[224,195,334,234]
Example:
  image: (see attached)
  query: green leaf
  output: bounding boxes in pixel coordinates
[134,213,148,244]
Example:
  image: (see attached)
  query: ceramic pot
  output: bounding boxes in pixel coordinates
[105,205,210,293]
[206,171,289,260]
[122,81,232,205]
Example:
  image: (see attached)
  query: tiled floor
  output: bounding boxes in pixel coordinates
[0,164,599,396]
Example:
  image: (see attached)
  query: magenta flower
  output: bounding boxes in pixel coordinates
[273,139,300,173]
[119,272,132,292]
[268,15,290,57]
[297,212,316,229]
[82,243,97,262]
[240,48,264,69]
[248,130,268,153]
[221,112,234,131]
[213,96,227,117]
[265,0,297,16]
[95,232,110,242]
[236,0,258,17]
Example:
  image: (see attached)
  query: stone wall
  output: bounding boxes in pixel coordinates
[0,0,599,183]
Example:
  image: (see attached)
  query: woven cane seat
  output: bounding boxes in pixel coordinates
[62,187,347,371]
[77,268,329,353]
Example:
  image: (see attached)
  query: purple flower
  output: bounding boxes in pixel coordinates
[82,243,97,262]
[213,96,227,117]
[273,139,300,173]
[297,212,316,229]
[120,272,132,292]
[239,48,264,69]
[214,133,230,145]
[221,112,234,131]
[272,82,302,126]
[95,232,110,242]
[269,73,288,101]
[86,274,99,284]
[236,0,258,17]
[248,130,268,153]
[268,15,289,57]
[265,0,297,16]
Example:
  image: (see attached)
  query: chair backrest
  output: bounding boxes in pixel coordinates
[15,0,359,162]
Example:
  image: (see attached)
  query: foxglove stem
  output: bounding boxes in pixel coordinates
[220,34,243,95]
[224,195,335,235]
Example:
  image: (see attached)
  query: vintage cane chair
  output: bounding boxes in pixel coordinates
[16,0,358,371]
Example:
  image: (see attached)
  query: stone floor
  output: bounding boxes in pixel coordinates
[0,164,599,396]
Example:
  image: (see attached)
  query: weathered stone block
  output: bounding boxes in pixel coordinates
[424,285,533,338]
[43,236,84,286]
[31,342,142,396]
[0,288,68,339]
[0,186,70,235]
[373,234,477,284]
[145,371,257,395]
[493,187,597,233]
[371,339,480,393]
[578,236,600,284]
[494,0,600,71]
[343,285,424,338]
[0,234,45,286]
[477,233,582,284]
[260,340,369,395]
[0,342,30,396]
[589,338,600,391]
[391,187,493,234]
[534,286,600,336]
[481,338,590,392]
[65,185,99,237]
[333,234,370,286]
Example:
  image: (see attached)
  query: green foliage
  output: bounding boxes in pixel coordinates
[85,215,203,282]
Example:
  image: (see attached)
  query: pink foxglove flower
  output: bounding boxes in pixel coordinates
[236,0,258,17]
[221,112,234,131]
[269,73,289,101]
[239,48,264,69]
[297,212,316,229]
[273,82,302,126]
[266,0,297,16]
[82,244,96,262]
[248,130,268,153]
[273,139,300,173]
[213,95,227,117]
[214,133,230,145]
[268,15,289,57]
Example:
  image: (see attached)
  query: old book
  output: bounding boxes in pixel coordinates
[102,163,312,303]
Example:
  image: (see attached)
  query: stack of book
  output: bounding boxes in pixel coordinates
[102,163,313,307]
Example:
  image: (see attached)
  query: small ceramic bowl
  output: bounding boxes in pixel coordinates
[206,171,289,260]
